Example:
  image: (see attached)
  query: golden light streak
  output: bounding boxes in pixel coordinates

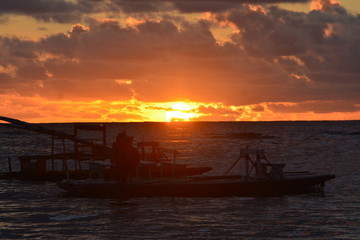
[114,79,133,85]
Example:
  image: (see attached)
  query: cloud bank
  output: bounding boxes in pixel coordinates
[1,0,360,121]
[0,0,310,22]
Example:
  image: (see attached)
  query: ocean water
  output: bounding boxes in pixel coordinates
[0,121,359,239]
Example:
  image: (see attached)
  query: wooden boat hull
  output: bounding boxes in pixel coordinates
[58,174,335,198]
[0,165,211,182]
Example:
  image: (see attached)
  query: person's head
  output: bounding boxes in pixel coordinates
[116,131,127,141]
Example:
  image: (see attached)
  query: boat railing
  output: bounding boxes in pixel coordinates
[0,117,211,181]
[137,141,179,178]
[224,148,285,179]
[88,161,114,181]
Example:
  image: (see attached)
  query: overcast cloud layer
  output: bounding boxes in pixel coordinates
[1,0,360,121]
[0,0,310,22]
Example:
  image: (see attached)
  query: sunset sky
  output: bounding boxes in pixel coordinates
[1,0,360,122]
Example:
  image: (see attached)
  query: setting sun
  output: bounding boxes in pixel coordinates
[166,102,195,122]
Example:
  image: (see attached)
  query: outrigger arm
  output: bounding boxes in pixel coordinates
[0,116,112,155]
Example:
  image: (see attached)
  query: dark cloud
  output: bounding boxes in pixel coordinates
[110,1,165,13]
[268,101,360,114]
[198,105,234,115]
[121,0,308,1]
[172,0,309,13]
[17,65,47,80]
[112,0,310,13]
[0,0,98,23]
[0,37,37,59]
[0,0,74,14]
[0,0,310,21]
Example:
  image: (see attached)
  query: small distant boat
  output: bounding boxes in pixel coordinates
[58,148,335,198]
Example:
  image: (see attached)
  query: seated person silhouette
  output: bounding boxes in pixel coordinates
[111,131,139,182]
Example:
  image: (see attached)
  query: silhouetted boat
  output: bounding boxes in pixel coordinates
[58,148,335,198]
[58,174,335,198]
[0,116,211,181]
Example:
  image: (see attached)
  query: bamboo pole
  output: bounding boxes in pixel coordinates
[8,157,12,173]
[51,135,55,172]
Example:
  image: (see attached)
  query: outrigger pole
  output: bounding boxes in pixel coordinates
[0,116,112,155]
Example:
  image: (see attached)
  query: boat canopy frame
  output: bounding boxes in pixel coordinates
[224,148,285,179]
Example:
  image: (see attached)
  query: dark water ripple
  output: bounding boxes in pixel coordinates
[1,121,360,239]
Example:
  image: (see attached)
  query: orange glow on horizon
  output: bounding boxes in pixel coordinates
[1,94,360,123]
[166,102,195,122]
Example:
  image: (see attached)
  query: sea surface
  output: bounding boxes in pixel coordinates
[0,121,359,239]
